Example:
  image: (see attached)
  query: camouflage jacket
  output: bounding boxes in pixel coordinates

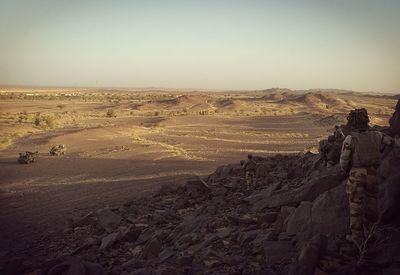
[340,130,395,172]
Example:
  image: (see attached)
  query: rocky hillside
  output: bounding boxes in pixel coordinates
[3,102,400,275]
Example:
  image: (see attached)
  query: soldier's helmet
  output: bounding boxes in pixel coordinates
[346,108,370,129]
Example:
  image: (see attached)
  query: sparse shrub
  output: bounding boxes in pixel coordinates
[33,113,55,128]
[44,115,55,128]
[154,111,160,116]
[57,104,66,109]
[106,109,117,118]
[34,113,41,126]
[199,110,209,115]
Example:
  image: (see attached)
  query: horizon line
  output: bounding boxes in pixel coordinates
[0,83,399,95]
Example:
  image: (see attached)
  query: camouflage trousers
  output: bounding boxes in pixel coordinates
[245,171,255,190]
[346,167,379,245]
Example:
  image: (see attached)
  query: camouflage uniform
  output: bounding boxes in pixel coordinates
[340,127,394,245]
[242,156,256,190]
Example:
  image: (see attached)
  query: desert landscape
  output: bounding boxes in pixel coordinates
[0,87,398,273]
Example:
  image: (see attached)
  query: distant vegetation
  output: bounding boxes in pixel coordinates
[34,113,56,129]
[106,109,117,118]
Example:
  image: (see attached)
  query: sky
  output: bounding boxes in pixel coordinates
[0,0,399,92]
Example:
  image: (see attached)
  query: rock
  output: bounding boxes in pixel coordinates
[238,230,259,247]
[227,214,257,225]
[2,257,29,275]
[157,248,175,263]
[83,261,107,275]
[67,212,94,228]
[184,176,211,197]
[157,184,178,196]
[263,240,296,265]
[257,212,278,224]
[135,228,155,245]
[119,225,142,243]
[255,163,272,179]
[100,232,120,250]
[142,237,162,259]
[254,170,346,210]
[129,267,153,275]
[243,182,281,206]
[279,206,296,232]
[96,208,122,233]
[388,99,400,136]
[311,182,349,238]
[382,268,400,275]
[380,160,400,224]
[44,256,106,275]
[286,201,312,237]
[289,234,327,275]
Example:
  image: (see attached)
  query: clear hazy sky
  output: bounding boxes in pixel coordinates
[0,0,399,92]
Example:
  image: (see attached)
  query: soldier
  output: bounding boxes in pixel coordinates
[242,154,256,190]
[340,108,395,248]
[319,135,341,167]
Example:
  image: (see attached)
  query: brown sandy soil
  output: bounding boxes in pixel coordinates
[0,88,396,267]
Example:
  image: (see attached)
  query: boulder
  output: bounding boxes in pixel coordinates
[311,182,349,238]
[254,169,346,210]
[255,163,272,179]
[263,240,296,265]
[142,237,162,259]
[289,234,327,275]
[286,201,313,240]
[119,225,142,243]
[96,208,122,233]
[388,99,400,137]
[43,256,106,275]
[184,176,210,197]
[100,232,120,250]
[257,212,279,224]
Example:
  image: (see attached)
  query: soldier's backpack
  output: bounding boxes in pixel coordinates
[351,130,381,167]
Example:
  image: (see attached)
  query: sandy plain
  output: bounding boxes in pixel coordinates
[0,87,397,263]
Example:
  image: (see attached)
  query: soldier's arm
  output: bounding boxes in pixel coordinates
[377,131,397,150]
[340,135,353,172]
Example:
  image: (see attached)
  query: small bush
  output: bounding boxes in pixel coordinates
[44,115,55,128]
[106,109,117,118]
[34,114,41,126]
[33,113,55,128]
